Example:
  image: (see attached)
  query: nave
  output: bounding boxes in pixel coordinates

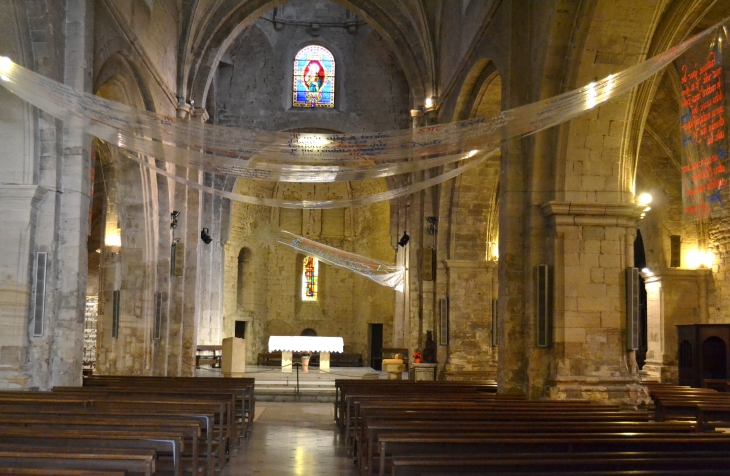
[224,402,358,476]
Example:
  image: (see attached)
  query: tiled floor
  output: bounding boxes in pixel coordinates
[222,402,359,475]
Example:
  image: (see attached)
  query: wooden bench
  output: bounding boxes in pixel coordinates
[195,346,222,368]
[389,451,730,475]
[376,433,730,476]
[0,415,199,476]
[0,447,155,476]
[334,380,497,428]
[359,420,701,474]
[82,375,256,439]
[0,470,128,476]
[0,428,184,476]
[0,392,227,474]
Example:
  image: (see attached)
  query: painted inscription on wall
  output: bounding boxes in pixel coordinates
[680,32,729,219]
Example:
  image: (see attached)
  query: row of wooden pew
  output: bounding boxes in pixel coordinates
[0,375,254,476]
[336,379,730,476]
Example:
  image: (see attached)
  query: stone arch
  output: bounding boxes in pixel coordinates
[93,57,167,376]
[436,58,502,381]
[181,0,431,111]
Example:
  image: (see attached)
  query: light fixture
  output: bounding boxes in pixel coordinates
[170,211,180,229]
[0,56,11,82]
[398,232,410,247]
[424,97,433,109]
[637,193,653,206]
[201,228,213,244]
[686,249,714,269]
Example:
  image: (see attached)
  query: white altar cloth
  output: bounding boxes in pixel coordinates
[268,336,344,353]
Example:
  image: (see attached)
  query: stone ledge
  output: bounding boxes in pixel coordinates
[549,376,650,407]
[541,201,644,227]
[641,267,712,283]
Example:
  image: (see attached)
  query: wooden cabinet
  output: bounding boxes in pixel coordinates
[677,324,730,387]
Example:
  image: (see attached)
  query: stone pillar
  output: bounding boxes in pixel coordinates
[541,202,648,405]
[0,186,46,388]
[641,268,711,383]
[442,260,497,380]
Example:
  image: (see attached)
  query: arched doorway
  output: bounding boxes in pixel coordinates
[702,337,728,380]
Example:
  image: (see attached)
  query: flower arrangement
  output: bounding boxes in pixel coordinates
[413,352,422,363]
[300,351,313,358]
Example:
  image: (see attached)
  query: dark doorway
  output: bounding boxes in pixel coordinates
[234,321,246,339]
[634,230,648,369]
[702,336,728,380]
[301,328,317,336]
[369,324,383,370]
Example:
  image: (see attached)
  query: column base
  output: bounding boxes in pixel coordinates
[0,368,30,389]
[640,360,678,384]
[549,376,650,407]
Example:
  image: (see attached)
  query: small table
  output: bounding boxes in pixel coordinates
[268,336,344,373]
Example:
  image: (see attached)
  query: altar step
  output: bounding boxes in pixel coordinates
[248,366,384,402]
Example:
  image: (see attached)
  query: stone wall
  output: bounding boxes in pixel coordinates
[223,179,395,365]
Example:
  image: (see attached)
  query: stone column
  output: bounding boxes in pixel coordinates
[442,260,497,380]
[541,201,648,405]
[0,186,45,388]
[641,268,711,383]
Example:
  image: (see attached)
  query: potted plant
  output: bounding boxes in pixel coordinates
[300,351,313,372]
[413,351,422,364]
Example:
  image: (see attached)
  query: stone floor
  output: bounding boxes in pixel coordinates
[221,402,359,475]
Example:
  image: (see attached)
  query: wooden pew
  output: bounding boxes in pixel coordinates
[0,391,224,476]
[48,388,232,468]
[0,447,155,476]
[376,433,730,476]
[335,381,498,429]
[389,451,730,475]
[0,428,183,476]
[359,420,700,475]
[82,376,256,438]
[0,470,127,476]
[0,415,198,476]
[0,405,215,476]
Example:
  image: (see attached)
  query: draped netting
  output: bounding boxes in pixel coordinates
[274,230,405,292]
[0,17,724,210]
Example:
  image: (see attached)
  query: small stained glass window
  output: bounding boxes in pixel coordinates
[293,45,335,108]
[302,256,318,301]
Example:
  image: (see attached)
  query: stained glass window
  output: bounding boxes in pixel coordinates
[293,45,335,108]
[302,256,318,301]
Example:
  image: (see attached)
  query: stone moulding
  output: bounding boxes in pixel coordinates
[540,201,645,227]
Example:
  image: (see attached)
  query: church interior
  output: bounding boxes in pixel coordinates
[3,0,730,474]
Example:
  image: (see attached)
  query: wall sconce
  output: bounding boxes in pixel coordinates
[201,228,213,244]
[170,211,180,229]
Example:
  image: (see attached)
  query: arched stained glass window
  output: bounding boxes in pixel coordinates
[293,45,335,108]
[302,256,319,301]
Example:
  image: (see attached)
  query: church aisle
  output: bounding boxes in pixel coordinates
[223,402,358,475]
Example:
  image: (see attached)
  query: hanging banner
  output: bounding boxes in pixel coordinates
[679,27,730,219]
[274,229,405,292]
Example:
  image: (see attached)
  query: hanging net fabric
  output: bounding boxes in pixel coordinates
[0,17,727,210]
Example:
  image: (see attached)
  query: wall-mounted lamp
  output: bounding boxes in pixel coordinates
[398,232,410,247]
[637,193,652,206]
[201,228,213,244]
[170,211,180,229]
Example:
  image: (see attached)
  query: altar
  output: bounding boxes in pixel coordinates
[268,336,344,372]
